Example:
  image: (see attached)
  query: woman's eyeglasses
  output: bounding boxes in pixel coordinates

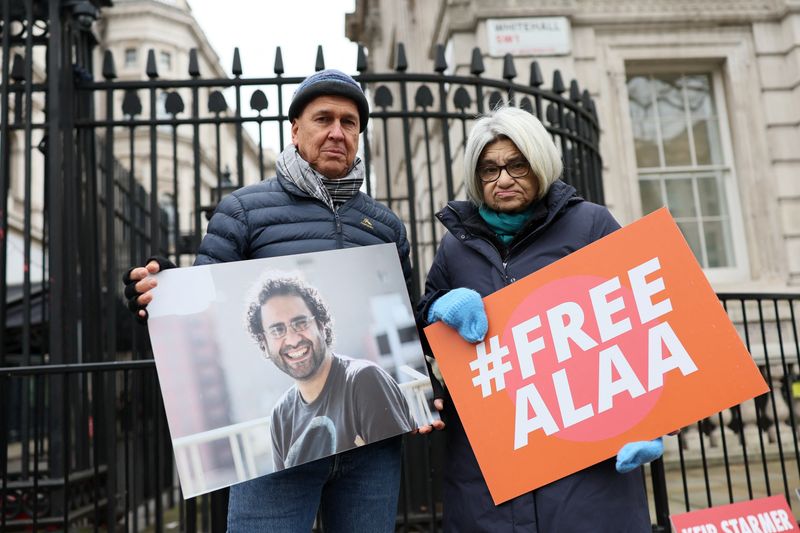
[477,159,531,183]
[265,315,315,339]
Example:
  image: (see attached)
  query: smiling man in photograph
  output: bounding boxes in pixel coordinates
[245,273,415,470]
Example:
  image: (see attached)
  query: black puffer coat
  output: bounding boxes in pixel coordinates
[418,180,651,532]
[194,172,411,282]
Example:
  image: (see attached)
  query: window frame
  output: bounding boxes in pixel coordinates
[159,50,172,72]
[623,65,749,283]
[124,47,138,68]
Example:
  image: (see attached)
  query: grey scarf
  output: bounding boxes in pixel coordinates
[276,144,365,210]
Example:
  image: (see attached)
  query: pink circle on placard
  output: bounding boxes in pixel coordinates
[501,275,661,442]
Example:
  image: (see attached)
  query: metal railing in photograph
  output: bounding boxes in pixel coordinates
[172,416,271,499]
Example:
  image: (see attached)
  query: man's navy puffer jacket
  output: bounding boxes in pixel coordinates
[194,172,412,282]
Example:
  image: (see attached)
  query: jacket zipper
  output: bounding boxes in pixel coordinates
[333,210,343,248]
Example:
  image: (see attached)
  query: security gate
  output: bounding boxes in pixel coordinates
[4,1,797,532]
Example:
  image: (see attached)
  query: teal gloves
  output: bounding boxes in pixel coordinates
[616,438,664,473]
[428,288,488,343]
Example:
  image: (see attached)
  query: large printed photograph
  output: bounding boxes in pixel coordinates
[146,244,437,498]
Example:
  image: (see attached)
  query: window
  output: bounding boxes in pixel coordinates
[159,51,172,72]
[156,92,171,131]
[124,47,137,67]
[626,71,747,278]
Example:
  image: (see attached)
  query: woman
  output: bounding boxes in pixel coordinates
[419,106,663,532]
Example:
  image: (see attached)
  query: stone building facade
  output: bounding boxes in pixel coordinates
[347,0,800,291]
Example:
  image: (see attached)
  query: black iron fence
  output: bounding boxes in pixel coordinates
[73,44,603,300]
[653,293,800,523]
[1,361,171,531]
[3,294,798,531]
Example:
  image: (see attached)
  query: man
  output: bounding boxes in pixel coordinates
[244,273,415,470]
[124,69,441,533]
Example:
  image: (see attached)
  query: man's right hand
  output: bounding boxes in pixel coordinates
[122,256,176,322]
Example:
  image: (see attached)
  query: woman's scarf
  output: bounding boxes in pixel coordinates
[275,144,364,210]
[478,204,537,245]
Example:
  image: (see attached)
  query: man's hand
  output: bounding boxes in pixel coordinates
[122,256,176,322]
[415,399,446,434]
[427,288,488,343]
[615,438,664,473]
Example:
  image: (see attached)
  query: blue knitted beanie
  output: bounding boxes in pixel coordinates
[288,69,369,132]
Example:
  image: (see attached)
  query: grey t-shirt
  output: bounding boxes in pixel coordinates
[270,354,415,470]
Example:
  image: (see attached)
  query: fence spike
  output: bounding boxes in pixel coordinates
[470,47,484,76]
[565,111,575,131]
[581,89,592,109]
[395,42,408,72]
[520,96,534,114]
[146,49,158,79]
[546,102,557,124]
[122,89,142,116]
[453,86,471,110]
[102,50,117,80]
[315,45,325,71]
[274,47,284,75]
[374,85,393,108]
[11,53,24,81]
[356,44,368,73]
[529,61,543,87]
[165,92,185,115]
[415,85,434,108]
[569,80,581,102]
[434,44,447,73]
[208,90,227,114]
[232,47,242,76]
[250,89,268,112]
[488,90,503,110]
[588,97,598,118]
[502,53,516,81]
[188,48,200,77]
[552,70,565,94]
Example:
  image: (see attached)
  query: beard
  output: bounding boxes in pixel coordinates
[268,335,327,381]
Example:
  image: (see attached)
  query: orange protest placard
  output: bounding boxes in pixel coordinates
[424,208,769,505]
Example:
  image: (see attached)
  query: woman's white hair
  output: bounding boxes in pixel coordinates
[464,106,563,207]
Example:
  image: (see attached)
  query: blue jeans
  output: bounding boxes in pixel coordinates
[227,437,402,533]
